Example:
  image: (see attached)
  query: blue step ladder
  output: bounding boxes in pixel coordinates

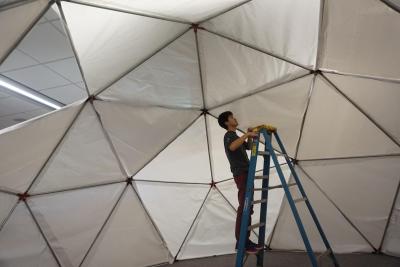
[235,125,340,267]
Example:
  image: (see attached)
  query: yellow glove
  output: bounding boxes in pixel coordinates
[253,124,277,133]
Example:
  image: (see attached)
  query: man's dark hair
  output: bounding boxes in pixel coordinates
[218,111,232,130]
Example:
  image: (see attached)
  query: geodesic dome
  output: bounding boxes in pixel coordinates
[0,0,400,266]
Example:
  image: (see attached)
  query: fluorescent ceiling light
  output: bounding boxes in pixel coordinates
[0,75,63,110]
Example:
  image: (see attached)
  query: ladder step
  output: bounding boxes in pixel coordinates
[252,199,267,205]
[257,151,270,156]
[268,183,297,190]
[254,175,269,180]
[248,222,265,230]
[294,197,307,203]
[253,188,268,191]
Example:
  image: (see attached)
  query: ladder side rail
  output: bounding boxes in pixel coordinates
[273,131,340,267]
[264,129,319,267]
[235,133,260,267]
[256,130,272,267]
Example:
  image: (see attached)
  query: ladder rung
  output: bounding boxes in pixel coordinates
[269,183,297,190]
[252,199,267,205]
[253,188,268,191]
[254,175,269,180]
[294,197,307,203]
[248,222,265,230]
[257,151,269,156]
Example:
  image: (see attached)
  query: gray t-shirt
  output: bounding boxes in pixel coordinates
[224,131,249,177]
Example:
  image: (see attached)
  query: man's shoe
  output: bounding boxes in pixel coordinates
[235,241,263,252]
[245,246,258,254]
[248,241,264,251]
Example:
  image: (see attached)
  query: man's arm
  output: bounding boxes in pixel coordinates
[229,131,257,151]
[245,128,254,150]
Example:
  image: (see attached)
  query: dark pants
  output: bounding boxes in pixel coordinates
[234,172,254,244]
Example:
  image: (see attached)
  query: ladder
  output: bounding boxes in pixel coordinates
[235,125,340,267]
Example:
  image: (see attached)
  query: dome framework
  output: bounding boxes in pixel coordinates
[0,0,399,266]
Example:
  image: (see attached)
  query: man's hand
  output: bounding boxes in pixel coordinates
[246,132,258,138]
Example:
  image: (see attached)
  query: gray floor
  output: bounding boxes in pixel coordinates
[171,251,400,267]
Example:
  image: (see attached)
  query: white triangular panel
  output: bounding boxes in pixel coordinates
[297,76,400,160]
[270,167,373,253]
[320,0,400,79]
[382,189,400,256]
[211,75,313,158]
[0,101,83,193]
[28,183,125,267]
[217,166,291,243]
[325,73,400,143]
[202,0,320,68]
[135,116,211,183]
[70,0,244,23]
[300,157,400,248]
[0,0,48,62]
[0,203,59,267]
[135,181,210,256]
[31,104,125,193]
[99,30,202,109]
[177,187,237,259]
[61,1,188,94]
[93,100,200,176]
[81,186,170,267]
[198,30,307,108]
[0,192,18,226]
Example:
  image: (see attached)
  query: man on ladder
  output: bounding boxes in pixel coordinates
[218,111,340,267]
[217,111,262,254]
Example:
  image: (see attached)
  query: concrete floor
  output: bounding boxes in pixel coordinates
[171,251,400,267]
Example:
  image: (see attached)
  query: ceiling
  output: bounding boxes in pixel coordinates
[0,4,87,129]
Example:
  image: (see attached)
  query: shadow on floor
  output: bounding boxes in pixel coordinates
[171,251,400,267]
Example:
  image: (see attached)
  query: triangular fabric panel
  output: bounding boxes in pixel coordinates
[270,167,373,253]
[320,0,400,79]
[28,183,125,267]
[81,186,170,267]
[134,181,210,257]
[93,100,200,176]
[198,29,308,108]
[0,192,18,226]
[206,115,286,182]
[177,187,237,259]
[325,73,400,143]
[0,202,59,267]
[69,0,244,23]
[201,0,320,68]
[61,1,189,94]
[297,75,400,160]
[210,75,313,158]
[99,30,203,109]
[300,157,400,248]
[134,116,211,183]
[217,166,291,243]
[30,103,125,194]
[0,0,48,63]
[0,101,83,193]
[382,189,400,256]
